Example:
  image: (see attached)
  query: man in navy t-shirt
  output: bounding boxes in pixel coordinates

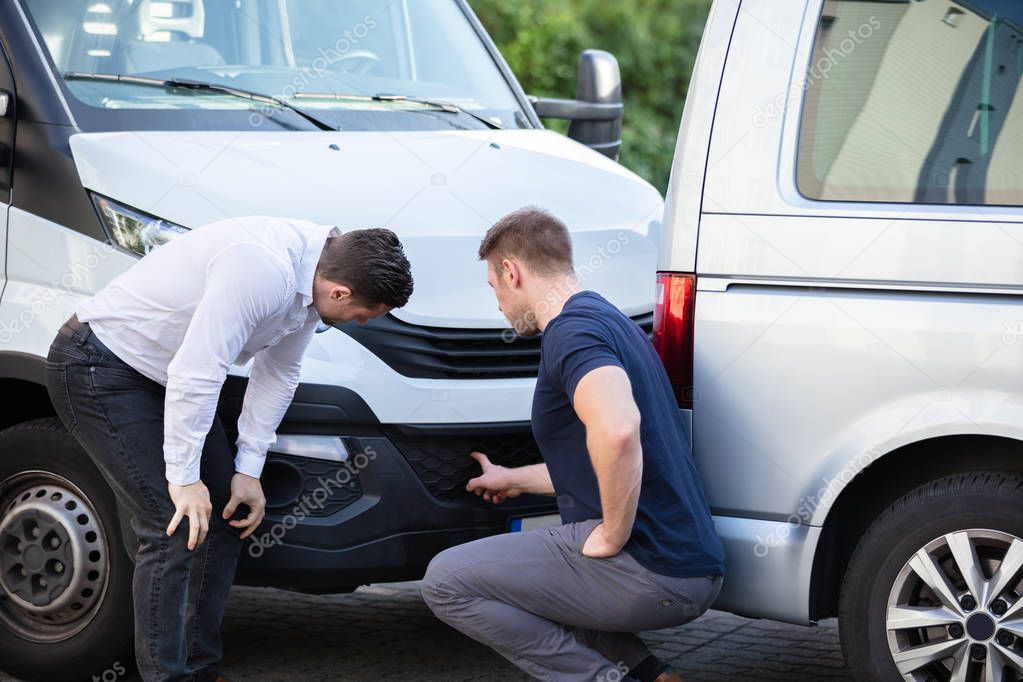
[422,208,725,682]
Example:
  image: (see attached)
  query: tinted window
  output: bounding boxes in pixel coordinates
[797,0,1023,206]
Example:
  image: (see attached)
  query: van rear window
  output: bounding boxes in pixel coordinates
[797,0,1023,207]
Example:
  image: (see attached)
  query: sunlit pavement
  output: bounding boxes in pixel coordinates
[1,581,854,681]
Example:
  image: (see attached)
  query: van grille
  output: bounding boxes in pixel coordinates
[335,312,654,380]
[384,425,542,500]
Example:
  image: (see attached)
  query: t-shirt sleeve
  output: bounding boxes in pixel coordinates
[545,317,625,401]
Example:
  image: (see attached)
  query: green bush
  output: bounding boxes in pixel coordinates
[469,0,712,194]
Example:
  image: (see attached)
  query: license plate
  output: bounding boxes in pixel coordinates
[509,513,562,533]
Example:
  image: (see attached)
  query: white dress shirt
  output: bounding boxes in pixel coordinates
[77,216,337,486]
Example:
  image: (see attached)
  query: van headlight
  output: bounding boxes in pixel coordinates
[90,194,188,257]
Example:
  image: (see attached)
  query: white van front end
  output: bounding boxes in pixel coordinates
[0,1,662,679]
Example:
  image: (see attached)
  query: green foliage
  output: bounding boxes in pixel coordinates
[469,0,712,194]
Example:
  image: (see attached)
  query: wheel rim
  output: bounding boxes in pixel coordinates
[887,528,1023,681]
[0,471,110,643]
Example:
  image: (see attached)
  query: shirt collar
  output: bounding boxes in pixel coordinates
[297,224,341,306]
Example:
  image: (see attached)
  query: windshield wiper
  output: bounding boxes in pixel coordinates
[64,72,337,131]
[294,91,501,130]
[374,94,502,130]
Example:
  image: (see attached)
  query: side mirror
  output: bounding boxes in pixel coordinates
[0,91,10,118]
[530,50,623,161]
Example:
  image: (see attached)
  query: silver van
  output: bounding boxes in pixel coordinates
[654,1,1023,680]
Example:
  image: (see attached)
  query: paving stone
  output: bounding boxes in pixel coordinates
[0,582,854,681]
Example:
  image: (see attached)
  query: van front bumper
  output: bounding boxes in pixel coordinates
[219,379,557,592]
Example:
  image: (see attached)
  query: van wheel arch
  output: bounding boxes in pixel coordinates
[0,373,58,433]
[0,352,47,386]
[810,435,1023,621]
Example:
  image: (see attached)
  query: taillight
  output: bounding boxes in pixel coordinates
[652,272,696,409]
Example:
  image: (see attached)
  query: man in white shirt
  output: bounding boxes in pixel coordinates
[44,216,413,682]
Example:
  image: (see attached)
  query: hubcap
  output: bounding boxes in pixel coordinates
[2,509,74,608]
[0,473,109,642]
[966,613,995,641]
[886,529,1023,681]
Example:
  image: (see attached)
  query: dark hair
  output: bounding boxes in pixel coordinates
[477,207,574,276]
[317,228,413,308]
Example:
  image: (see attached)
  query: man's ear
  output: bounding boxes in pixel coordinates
[501,258,523,288]
[332,283,353,302]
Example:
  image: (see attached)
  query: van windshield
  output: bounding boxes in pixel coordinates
[21,0,531,131]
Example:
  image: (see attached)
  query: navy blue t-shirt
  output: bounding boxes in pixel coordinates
[532,290,726,578]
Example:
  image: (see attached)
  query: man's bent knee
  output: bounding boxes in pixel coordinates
[421,546,464,612]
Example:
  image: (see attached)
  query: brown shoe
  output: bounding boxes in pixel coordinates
[215,676,229,682]
[654,672,683,682]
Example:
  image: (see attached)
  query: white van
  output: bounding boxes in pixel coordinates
[0,1,663,679]
[655,1,1023,680]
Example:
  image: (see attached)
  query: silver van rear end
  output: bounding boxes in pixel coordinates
[657,1,1023,679]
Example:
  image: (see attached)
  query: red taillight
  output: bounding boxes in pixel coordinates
[652,272,696,409]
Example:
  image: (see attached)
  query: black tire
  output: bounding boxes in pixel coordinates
[839,472,1023,682]
[0,418,133,682]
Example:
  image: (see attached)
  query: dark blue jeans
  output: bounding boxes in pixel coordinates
[45,321,241,682]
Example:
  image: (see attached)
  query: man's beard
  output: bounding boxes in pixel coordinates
[507,304,540,337]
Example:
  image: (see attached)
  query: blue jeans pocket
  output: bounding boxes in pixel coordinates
[47,337,89,363]
[86,363,148,395]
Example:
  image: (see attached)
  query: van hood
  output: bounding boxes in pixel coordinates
[70,129,663,327]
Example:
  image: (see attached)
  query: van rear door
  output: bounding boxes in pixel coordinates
[687,0,1023,625]
[658,0,741,275]
[653,0,741,427]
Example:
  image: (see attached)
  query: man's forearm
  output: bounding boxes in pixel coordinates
[164,372,224,485]
[236,331,310,478]
[589,429,643,548]
[508,463,555,496]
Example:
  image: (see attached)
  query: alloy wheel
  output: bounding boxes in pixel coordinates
[887,529,1023,681]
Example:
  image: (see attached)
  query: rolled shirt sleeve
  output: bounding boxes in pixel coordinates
[233,317,317,478]
[163,244,292,486]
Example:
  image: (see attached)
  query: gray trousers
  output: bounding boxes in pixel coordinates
[421,517,723,681]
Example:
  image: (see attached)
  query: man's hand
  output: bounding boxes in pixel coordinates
[467,451,523,504]
[223,473,266,539]
[167,480,213,551]
[582,522,624,558]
